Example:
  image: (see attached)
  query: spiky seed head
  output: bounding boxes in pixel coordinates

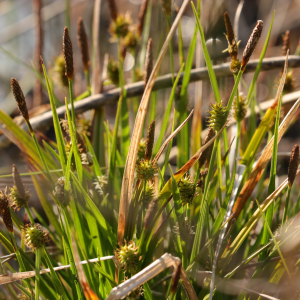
[171,262,182,294]
[144,38,153,88]
[0,191,13,232]
[178,175,194,206]
[282,30,290,56]
[94,175,108,196]
[288,145,299,188]
[125,285,144,300]
[283,70,296,94]
[63,27,74,80]
[77,17,90,71]
[109,13,131,38]
[136,159,157,181]
[223,11,240,66]
[53,55,69,87]
[234,93,247,121]
[123,31,139,50]
[144,198,158,229]
[22,223,48,250]
[208,101,228,132]
[142,182,155,207]
[161,0,171,16]
[145,120,155,160]
[137,138,146,161]
[53,176,70,207]
[114,241,140,274]
[107,56,119,86]
[11,78,29,121]
[137,0,149,36]
[198,128,215,169]
[241,20,263,72]
[107,0,118,21]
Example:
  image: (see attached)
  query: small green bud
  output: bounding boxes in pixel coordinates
[22,223,48,250]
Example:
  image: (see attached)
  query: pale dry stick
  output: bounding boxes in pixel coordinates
[234,1,244,41]
[0,256,114,285]
[106,253,196,300]
[117,0,190,246]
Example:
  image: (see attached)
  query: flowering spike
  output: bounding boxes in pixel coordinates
[171,262,182,294]
[63,27,74,80]
[22,223,48,250]
[145,120,155,160]
[144,38,153,88]
[288,145,299,188]
[77,17,90,72]
[161,0,171,16]
[282,30,290,56]
[178,175,194,206]
[107,0,118,21]
[234,93,247,121]
[0,191,13,232]
[241,20,263,72]
[114,241,139,274]
[136,159,157,181]
[137,0,149,36]
[11,78,29,121]
[208,101,228,132]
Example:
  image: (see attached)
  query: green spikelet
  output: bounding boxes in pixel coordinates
[234,93,247,121]
[107,56,120,86]
[136,159,157,181]
[109,13,131,38]
[123,30,139,50]
[142,182,155,207]
[53,55,69,87]
[114,241,140,274]
[208,101,227,132]
[22,223,48,250]
[178,175,194,206]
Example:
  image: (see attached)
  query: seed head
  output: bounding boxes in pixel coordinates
[288,145,299,188]
[107,0,118,21]
[241,20,263,72]
[145,120,155,160]
[0,191,13,232]
[161,0,171,16]
[234,93,247,121]
[107,56,119,86]
[81,152,93,166]
[223,12,240,64]
[22,223,48,250]
[114,241,140,274]
[123,31,139,50]
[136,159,157,181]
[125,285,144,300]
[54,177,70,206]
[142,182,155,207]
[199,128,215,169]
[208,101,228,132]
[109,13,131,38]
[144,38,153,89]
[197,169,208,192]
[171,262,182,294]
[77,17,90,72]
[282,30,290,57]
[94,175,108,196]
[178,175,194,206]
[137,138,146,161]
[11,78,29,121]
[53,54,69,87]
[63,27,74,80]
[137,0,149,37]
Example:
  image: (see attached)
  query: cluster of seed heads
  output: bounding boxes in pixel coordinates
[234,93,247,121]
[208,101,227,132]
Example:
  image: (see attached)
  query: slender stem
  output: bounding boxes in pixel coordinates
[68,79,76,132]
[281,187,291,231]
[84,70,91,96]
[35,248,42,300]
[25,205,35,224]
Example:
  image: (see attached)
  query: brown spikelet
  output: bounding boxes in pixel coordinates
[171,262,182,294]
[12,164,26,199]
[282,30,290,56]
[288,145,299,188]
[107,0,118,21]
[161,0,171,16]
[145,121,155,160]
[137,0,149,36]
[144,38,153,89]
[224,12,237,59]
[144,198,158,229]
[199,127,216,169]
[77,17,90,72]
[63,27,74,80]
[241,20,263,72]
[11,78,29,121]
[0,191,13,232]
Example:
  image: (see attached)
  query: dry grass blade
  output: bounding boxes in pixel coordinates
[106,253,180,300]
[153,109,194,164]
[230,54,297,224]
[117,0,190,246]
[180,268,198,300]
[0,256,114,285]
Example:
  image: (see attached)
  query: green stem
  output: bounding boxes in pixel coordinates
[25,205,35,224]
[281,187,291,232]
[68,79,76,132]
[84,70,91,96]
[35,248,42,300]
